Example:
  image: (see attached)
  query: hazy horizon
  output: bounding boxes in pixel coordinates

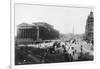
[15,3,93,35]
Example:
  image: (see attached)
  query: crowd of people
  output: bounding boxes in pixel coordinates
[15,38,93,65]
[39,38,93,61]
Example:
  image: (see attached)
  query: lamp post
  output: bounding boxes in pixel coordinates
[36,26,39,41]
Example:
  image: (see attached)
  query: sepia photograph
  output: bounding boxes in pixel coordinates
[14,3,94,65]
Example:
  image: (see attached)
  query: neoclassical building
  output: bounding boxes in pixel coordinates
[16,22,59,44]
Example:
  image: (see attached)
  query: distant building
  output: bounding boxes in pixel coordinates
[16,22,59,44]
[85,11,94,43]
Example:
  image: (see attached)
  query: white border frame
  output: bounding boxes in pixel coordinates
[10,0,95,69]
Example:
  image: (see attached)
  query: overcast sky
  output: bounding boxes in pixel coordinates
[15,3,92,35]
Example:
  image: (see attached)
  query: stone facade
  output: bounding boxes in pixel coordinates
[16,22,59,44]
[85,11,94,44]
